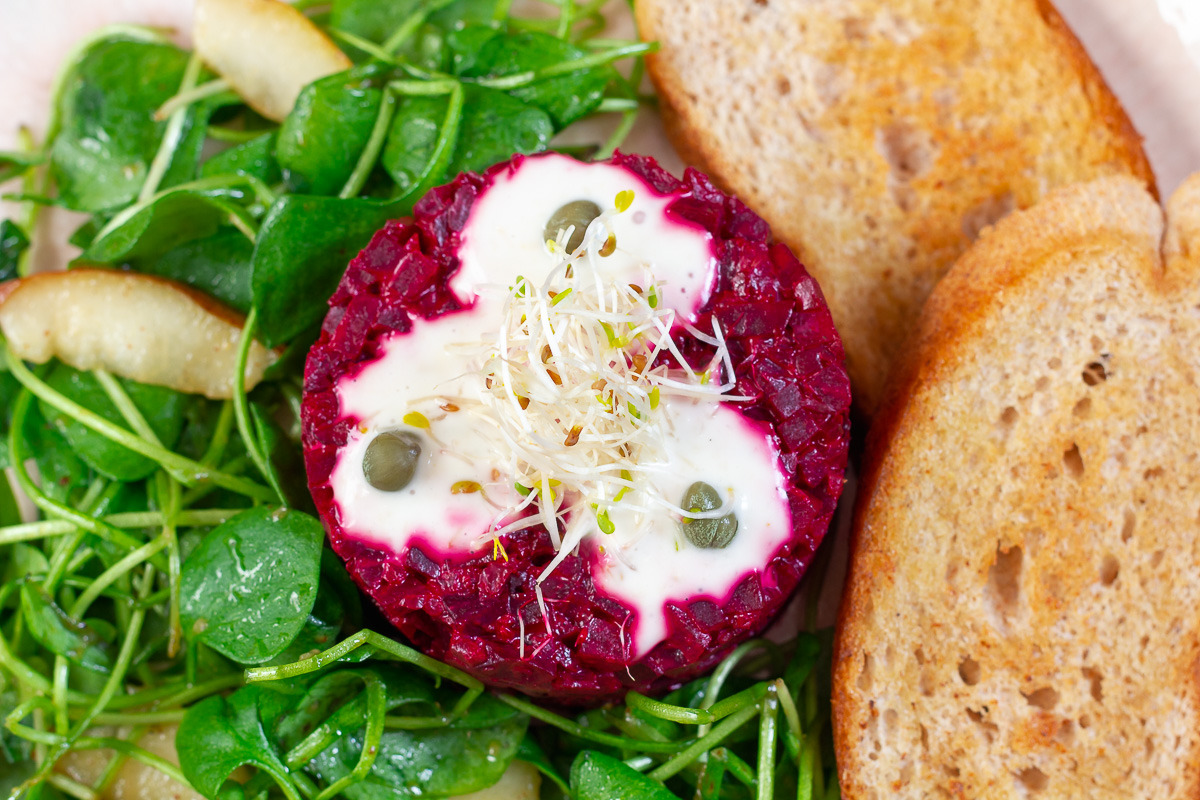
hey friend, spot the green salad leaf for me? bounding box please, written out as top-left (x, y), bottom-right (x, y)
top-left (276, 63), bottom-right (389, 196)
top-left (51, 38), bottom-right (195, 211)
top-left (179, 506), bottom-right (324, 664)
top-left (177, 685), bottom-right (297, 800)
top-left (571, 751), bottom-right (684, 800)
top-left (250, 194), bottom-right (404, 346)
top-left (0, 220), bottom-right (29, 282)
top-left (40, 364), bottom-right (188, 482)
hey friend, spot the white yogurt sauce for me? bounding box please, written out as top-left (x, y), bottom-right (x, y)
top-left (331, 153), bottom-right (792, 658)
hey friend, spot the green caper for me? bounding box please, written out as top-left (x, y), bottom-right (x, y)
top-left (680, 481), bottom-right (738, 549)
top-left (363, 431), bottom-right (422, 492)
top-left (544, 199), bottom-right (602, 254)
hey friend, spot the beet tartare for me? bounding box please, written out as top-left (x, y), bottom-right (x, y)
top-left (301, 152), bottom-right (851, 703)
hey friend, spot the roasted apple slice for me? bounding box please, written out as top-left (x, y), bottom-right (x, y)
top-left (194, 0), bottom-right (351, 122)
top-left (0, 269), bottom-right (275, 399)
top-left (303, 153), bottom-right (851, 702)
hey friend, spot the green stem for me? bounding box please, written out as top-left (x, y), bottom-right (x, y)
top-left (757, 687), bottom-right (778, 800)
top-left (246, 630), bottom-right (482, 698)
top-left (595, 107), bottom-right (639, 161)
top-left (326, 27), bottom-right (396, 63)
top-left (381, 0), bottom-right (457, 55)
top-left (8, 391), bottom-right (157, 561)
top-left (199, 400), bottom-right (235, 467)
top-left (68, 535), bottom-right (168, 620)
top-left (154, 77), bottom-right (231, 122)
top-left (232, 308), bottom-right (283, 504)
top-left (339, 89), bottom-right (397, 199)
top-left (139, 52), bottom-right (205, 203)
top-left (206, 124), bottom-right (269, 144)
top-left (7, 355), bottom-right (276, 502)
top-left (474, 42), bottom-right (655, 90)
top-left (496, 694), bottom-right (686, 754)
top-left (775, 679), bottom-right (802, 741)
top-left (556, 0), bottom-right (575, 38)
top-left (0, 508), bottom-right (242, 546)
top-left (647, 697), bottom-right (764, 782)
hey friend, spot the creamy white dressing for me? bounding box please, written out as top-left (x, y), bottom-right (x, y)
top-left (331, 153), bottom-right (791, 658)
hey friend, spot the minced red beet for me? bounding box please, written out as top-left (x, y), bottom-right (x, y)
top-left (302, 153), bottom-right (851, 703)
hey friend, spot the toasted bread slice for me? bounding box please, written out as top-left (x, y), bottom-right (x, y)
top-left (832, 174), bottom-right (1200, 797)
top-left (635, 0), bottom-right (1155, 414)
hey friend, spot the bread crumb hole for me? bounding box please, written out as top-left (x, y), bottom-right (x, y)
top-left (966, 708), bottom-right (998, 743)
top-left (858, 652), bottom-right (874, 691)
top-left (776, 76), bottom-right (792, 95)
top-left (1022, 686), bottom-right (1059, 710)
top-left (884, 708), bottom-right (899, 737)
top-left (1055, 719), bottom-right (1075, 745)
top-left (1082, 666), bottom-right (1103, 702)
top-left (1079, 714), bottom-right (1092, 728)
top-left (1082, 362), bottom-right (1107, 386)
top-left (1047, 357), bottom-right (1062, 369)
top-left (1144, 466), bottom-right (1164, 480)
top-left (1150, 549), bottom-right (1164, 568)
top-left (1062, 444), bottom-right (1084, 480)
top-left (1035, 376), bottom-right (1050, 392)
top-left (985, 543), bottom-right (1023, 628)
top-left (1073, 397), bottom-right (1091, 418)
top-left (959, 656), bottom-right (981, 685)
top-left (1017, 766), bottom-right (1049, 793)
top-left (997, 406), bottom-right (1018, 438)
top-left (878, 121), bottom-right (935, 182)
top-left (1099, 554), bottom-right (1119, 586)
top-left (844, 17), bottom-right (869, 40)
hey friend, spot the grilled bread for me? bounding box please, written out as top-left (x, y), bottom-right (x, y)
top-left (833, 174), bottom-right (1200, 797)
top-left (635, 0), bottom-right (1155, 414)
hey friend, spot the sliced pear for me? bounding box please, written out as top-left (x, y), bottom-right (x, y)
top-left (450, 761), bottom-right (541, 800)
top-left (0, 269), bottom-right (276, 400)
top-left (194, 0), bottom-right (352, 122)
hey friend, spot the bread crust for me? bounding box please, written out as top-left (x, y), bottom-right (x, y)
top-left (833, 175), bottom-right (1200, 798)
top-left (637, 0), bottom-right (1155, 414)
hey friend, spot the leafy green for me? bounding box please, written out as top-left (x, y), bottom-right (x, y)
top-left (134, 226), bottom-right (254, 313)
top-left (201, 132), bottom-right (282, 185)
top-left (250, 194), bottom-right (405, 346)
top-left (0, 220), bottom-right (29, 282)
top-left (448, 85), bottom-right (552, 176)
top-left (0, 686), bottom-right (35, 797)
top-left (179, 506), bottom-right (324, 664)
top-left (40, 363), bottom-right (188, 482)
top-left (19, 582), bottom-right (113, 673)
top-left (305, 700), bottom-right (528, 798)
top-left (381, 84), bottom-right (549, 200)
top-left (570, 751), bottom-right (682, 800)
top-left (0, 151), bottom-right (42, 186)
top-left (81, 189), bottom-right (255, 268)
top-left (276, 64), bottom-right (390, 196)
top-left (329, 0), bottom-right (422, 44)
top-left (381, 94), bottom-right (452, 197)
top-left (177, 685), bottom-right (297, 800)
top-left (465, 32), bottom-right (614, 128)
top-left (51, 38), bottom-right (194, 211)
top-left (20, 401), bottom-right (92, 503)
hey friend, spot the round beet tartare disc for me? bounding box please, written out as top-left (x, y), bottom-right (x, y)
top-left (302, 152), bottom-right (850, 703)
